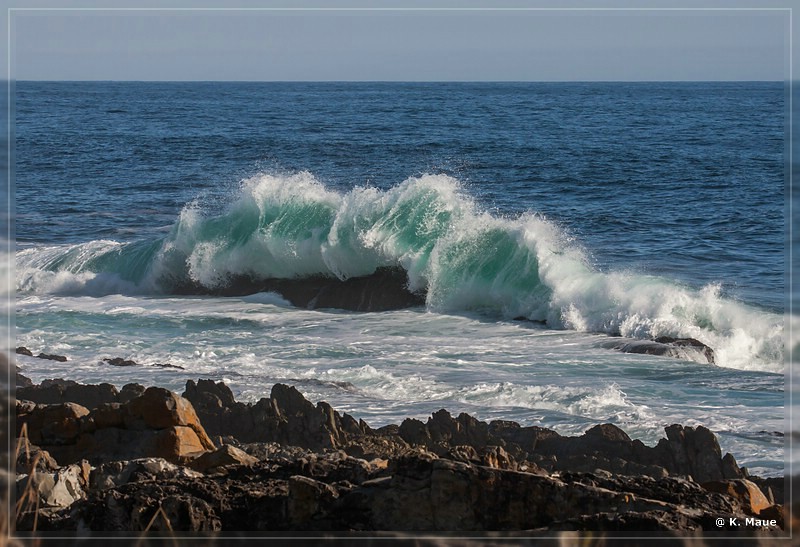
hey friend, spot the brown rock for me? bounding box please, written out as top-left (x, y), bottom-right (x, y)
top-left (124, 387), bottom-right (215, 451)
top-left (18, 402), bottom-right (90, 445)
top-left (702, 479), bottom-right (772, 516)
top-left (153, 426), bottom-right (211, 463)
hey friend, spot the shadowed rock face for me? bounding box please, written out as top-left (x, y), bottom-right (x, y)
top-left (170, 266), bottom-right (426, 312)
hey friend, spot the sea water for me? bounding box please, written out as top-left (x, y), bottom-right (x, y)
top-left (13, 82), bottom-right (788, 477)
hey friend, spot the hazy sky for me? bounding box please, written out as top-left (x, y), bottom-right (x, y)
top-left (7, 6), bottom-right (792, 81)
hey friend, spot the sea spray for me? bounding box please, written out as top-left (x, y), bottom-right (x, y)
top-left (15, 171), bottom-right (785, 372)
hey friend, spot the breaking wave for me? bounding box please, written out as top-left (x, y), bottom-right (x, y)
top-left (16, 171), bottom-right (785, 372)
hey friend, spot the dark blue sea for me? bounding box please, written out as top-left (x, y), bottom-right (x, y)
top-left (13, 81), bottom-right (787, 476)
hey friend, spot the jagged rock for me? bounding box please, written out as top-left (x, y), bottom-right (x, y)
top-left (658, 424), bottom-right (742, 482)
top-left (751, 476), bottom-right (784, 505)
top-left (358, 456), bottom-right (730, 531)
top-left (184, 378), bottom-right (236, 408)
top-left (341, 434), bottom-right (410, 460)
top-left (183, 380), bottom-right (369, 451)
top-left (14, 377), bottom-right (782, 534)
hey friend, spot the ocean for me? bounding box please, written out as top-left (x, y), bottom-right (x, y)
top-left (13, 81), bottom-right (787, 477)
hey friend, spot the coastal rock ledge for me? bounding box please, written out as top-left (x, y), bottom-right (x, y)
top-left (14, 375), bottom-right (790, 535)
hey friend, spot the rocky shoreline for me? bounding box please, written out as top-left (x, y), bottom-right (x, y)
top-left (10, 366), bottom-right (792, 538)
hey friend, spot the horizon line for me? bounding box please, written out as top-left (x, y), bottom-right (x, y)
top-left (11, 79), bottom-right (788, 84)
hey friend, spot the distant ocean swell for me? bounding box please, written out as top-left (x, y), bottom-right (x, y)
top-left (16, 172), bottom-right (785, 372)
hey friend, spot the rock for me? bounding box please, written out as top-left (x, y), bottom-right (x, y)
top-left (184, 380), bottom-right (364, 451)
top-left (16, 438), bottom-right (59, 474)
top-left (16, 461), bottom-right (90, 509)
top-left (119, 383), bottom-right (145, 403)
top-left (36, 353), bottom-right (68, 362)
top-left (658, 424), bottom-right (740, 482)
top-left (124, 386), bottom-right (215, 450)
top-left (654, 337), bottom-right (715, 364)
top-left (15, 367), bottom-right (33, 387)
top-left (18, 387), bottom-right (215, 466)
top-left (702, 479), bottom-right (772, 516)
top-left (601, 337), bottom-right (715, 364)
top-left (103, 357), bottom-right (139, 367)
top-left (287, 475), bottom-right (339, 528)
top-left (17, 378), bottom-right (119, 409)
top-left (16, 346), bottom-right (33, 356)
top-left (751, 476), bottom-right (784, 505)
top-left (184, 378), bottom-right (236, 408)
top-left (91, 458), bottom-right (203, 491)
top-left (17, 402), bottom-right (90, 445)
top-left (190, 444), bottom-right (258, 473)
top-left (171, 266), bottom-right (426, 312)
top-left (758, 504), bottom-right (784, 528)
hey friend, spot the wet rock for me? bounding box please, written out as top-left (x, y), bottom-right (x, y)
top-left (654, 337), bottom-right (715, 364)
top-left (103, 357), bottom-right (139, 367)
top-left (171, 266), bottom-right (426, 312)
top-left (601, 337), bottom-right (715, 365)
top-left (36, 353), bottom-right (68, 362)
top-left (15, 346), bottom-right (68, 361)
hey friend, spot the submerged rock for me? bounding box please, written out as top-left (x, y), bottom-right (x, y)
top-left (601, 336), bottom-right (715, 364)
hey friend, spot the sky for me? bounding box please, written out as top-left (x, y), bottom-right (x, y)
top-left (5, 4), bottom-right (792, 81)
